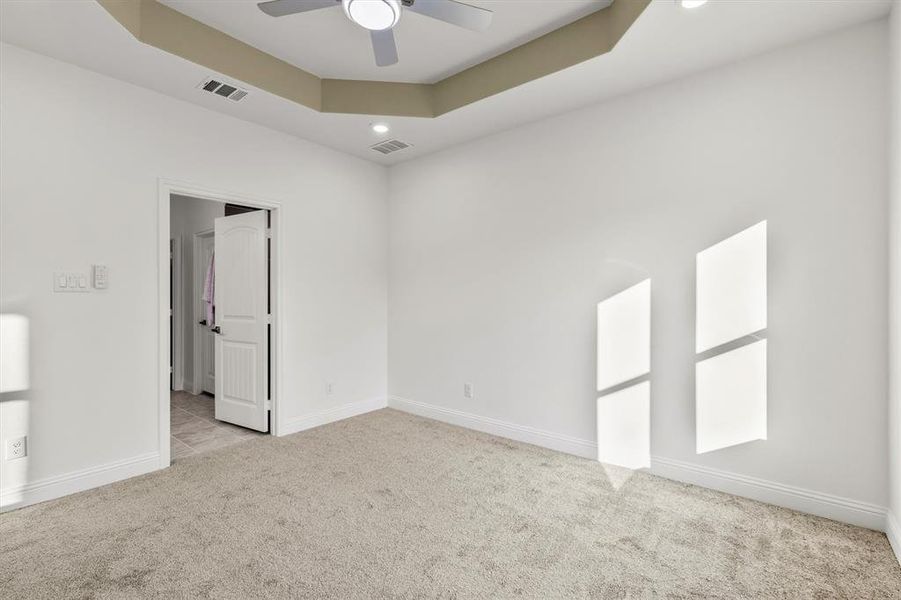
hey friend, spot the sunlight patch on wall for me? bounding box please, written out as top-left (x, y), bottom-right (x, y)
top-left (696, 222), bottom-right (767, 353)
top-left (597, 279), bottom-right (651, 391)
top-left (597, 381), bottom-right (651, 469)
top-left (695, 221), bottom-right (768, 453)
top-left (597, 280), bottom-right (651, 485)
top-left (0, 314), bottom-right (29, 393)
top-left (0, 314), bottom-right (31, 508)
top-left (696, 339), bottom-right (767, 454)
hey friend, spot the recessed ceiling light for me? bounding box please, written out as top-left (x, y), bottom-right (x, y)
top-left (342, 0), bottom-right (401, 31)
top-left (680, 0), bottom-right (708, 8)
top-left (371, 123), bottom-right (390, 134)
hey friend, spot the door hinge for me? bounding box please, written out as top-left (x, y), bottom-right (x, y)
top-left (266, 228), bottom-right (272, 239)
top-left (265, 314), bottom-right (272, 325)
top-left (264, 399), bottom-right (272, 411)
top-left (169, 366), bottom-right (173, 374)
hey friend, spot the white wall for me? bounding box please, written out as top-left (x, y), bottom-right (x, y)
top-left (888, 1), bottom-right (901, 556)
top-left (0, 15), bottom-right (892, 530)
top-left (0, 43), bottom-right (388, 504)
top-left (169, 195), bottom-right (223, 388)
top-left (388, 21), bottom-right (890, 515)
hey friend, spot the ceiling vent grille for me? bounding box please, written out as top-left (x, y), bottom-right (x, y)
top-left (198, 77), bottom-right (249, 102)
top-left (370, 139), bottom-right (411, 155)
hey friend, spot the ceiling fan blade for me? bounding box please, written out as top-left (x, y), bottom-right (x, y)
top-left (370, 29), bottom-right (399, 67)
top-left (257, 0), bottom-right (338, 18)
top-left (406, 0), bottom-right (492, 32)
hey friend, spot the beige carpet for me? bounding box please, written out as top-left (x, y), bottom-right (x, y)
top-left (1, 409), bottom-right (898, 599)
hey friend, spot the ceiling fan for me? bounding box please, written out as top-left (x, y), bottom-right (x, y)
top-left (257, 0), bottom-right (493, 67)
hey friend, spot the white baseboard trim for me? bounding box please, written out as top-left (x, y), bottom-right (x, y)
top-left (280, 396), bottom-right (388, 437)
top-left (650, 455), bottom-right (887, 531)
top-left (388, 396), bottom-right (596, 459)
top-left (0, 451), bottom-right (160, 512)
top-left (886, 511), bottom-right (901, 565)
top-left (388, 396), bottom-right (889, 532)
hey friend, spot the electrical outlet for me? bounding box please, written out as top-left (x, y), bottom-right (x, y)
top-left (6, 436), bottom-right (27, 460)
top-left (464, 383), bottom-right (473, 399)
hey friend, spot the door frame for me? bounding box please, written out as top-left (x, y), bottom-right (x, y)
top-left (171, 235), bottom-right (185, 392)
top-left (191, 229), bottom-right (214, 396)
top-left (158, 179), bottom-right (283, 469)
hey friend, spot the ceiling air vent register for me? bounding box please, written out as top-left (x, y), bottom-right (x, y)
top-left (370, 139), bottom-right (411, 155)
top-left (198, 78), bottom-right (249, 102)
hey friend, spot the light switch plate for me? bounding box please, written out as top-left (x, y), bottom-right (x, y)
top-left (53, 272), bottom-right (90, 293)
top-left (93, 265), bottom-right (109, 289)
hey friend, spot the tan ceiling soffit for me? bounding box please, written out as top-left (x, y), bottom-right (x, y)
top-left (97, 0), bottom-right (650, 118)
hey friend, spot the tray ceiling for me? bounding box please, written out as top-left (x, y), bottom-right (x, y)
top-left (97, 0), bottom-right (644, 118)
top-left (159, 0), bottom-right (608, 84)
top-left (0, 0), bottom-right (891, 165)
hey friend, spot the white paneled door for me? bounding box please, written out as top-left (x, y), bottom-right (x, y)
top-left (213, 210), bottom-right (269, 432)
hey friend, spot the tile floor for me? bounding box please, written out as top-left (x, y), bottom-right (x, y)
top-left (170, 391), bottom-right (265, 461)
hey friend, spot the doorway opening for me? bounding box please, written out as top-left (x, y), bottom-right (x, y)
top-left (159, 181), bottom-right (281, 468)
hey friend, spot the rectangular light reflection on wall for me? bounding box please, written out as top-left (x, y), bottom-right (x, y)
top-left (597, 381), bottom-right (651, 469)
top-left (597, 279), bottom-right (650, 391)
top-left (695, 220), bottom-right (767, 454)
top-left (696, 221), bottom-right (767, 353)
top-left (0, 314), bottom-right (29, 393)
top-left (597, 279), bottom-right (651, 471)
top-left (696, 339), bottom-right (767, 454)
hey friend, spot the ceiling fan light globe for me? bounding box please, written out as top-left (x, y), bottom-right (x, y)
top-left (342, 0), bottom-right (401, 31)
